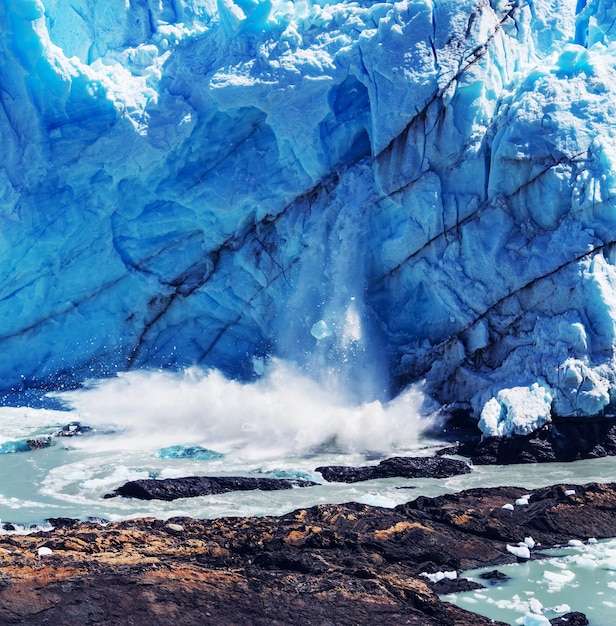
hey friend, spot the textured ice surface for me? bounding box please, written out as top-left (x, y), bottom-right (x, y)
top-left (3, 0), bottom-right (616, 436)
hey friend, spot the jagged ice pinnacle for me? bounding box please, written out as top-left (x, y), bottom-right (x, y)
top-left (2, 0), bottom-right (616, 437)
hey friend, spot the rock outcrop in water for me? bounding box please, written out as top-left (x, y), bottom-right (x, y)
top-left (0, 482), bottom-right (614, 625)
top-left (316, 456), bottom-right (471, 483)
top-left (105, 476), bottom-right (318, 501)
top-left (438, 415), bottom-right (616, 464)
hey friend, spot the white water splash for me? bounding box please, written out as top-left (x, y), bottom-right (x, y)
top-left (51, 359), bottom-right (436, 460)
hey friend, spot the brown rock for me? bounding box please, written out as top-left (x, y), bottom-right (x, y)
top-left (0, 482), bottom-right (615, 625)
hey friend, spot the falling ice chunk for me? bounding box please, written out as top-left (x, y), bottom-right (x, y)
top-left (524, 536), bottom-right (536, 549)
top-left (342, 304), bottom-right (362, 345)
top-left (502, 503), bottom-right (514, 510)
top-left (311, 320), bottom-right (332, 340)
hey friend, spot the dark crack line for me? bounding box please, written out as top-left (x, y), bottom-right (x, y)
top-left (374, 2), bottom-right (519, 163)
top-left (255, 236), bottom-right (289, 285)
top-left (371, 152), bottom-right (587, 286)
top-left (198, 261), bottom-right (299, 362)
top-left (398, 239), bottom-right (616, 383)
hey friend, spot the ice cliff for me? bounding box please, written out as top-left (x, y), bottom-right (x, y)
top-left (2, 0), bottom-right (616, 436)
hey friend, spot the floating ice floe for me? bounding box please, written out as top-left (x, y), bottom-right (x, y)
top-left (543, 568), bottom-right (575, 592)
top-left (521, 613), bottom-right (551, 626)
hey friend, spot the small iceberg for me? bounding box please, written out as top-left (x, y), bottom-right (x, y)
top-left (156, 445), bottom-right (224, 461)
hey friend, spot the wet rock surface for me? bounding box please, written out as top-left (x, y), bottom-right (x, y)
top-left (1, 482), bottom-right (615, 625)
top-left (437, 415), bottom-right (616, 464)
top-left (549, 612), bottom-right (589, 625)
top-left (315, 456), bottom-right (471, 483)
top-left (106, 476), bottom-right (318, 501)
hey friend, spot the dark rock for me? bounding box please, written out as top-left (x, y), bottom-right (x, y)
top-left (431, 577), bottom-right (484, 594)
top-left (478, 569), bottom-right (510, 584)
top-left (2, 482), bottom-right (615, 625)
top-left (54, 422), bottom-right (93, 437)
top-left (47, 517), bottom-right (80, 529)
top-left (550, 612), bottom-right (589, 625)
top-left (458, 419), bottom-right (616, 465)
top-left (105, 476), bottom-right (318, 500)
top-left (26, 436), bottom-right (53, 450)
top-left (316, 456), bottom-right (471, 483)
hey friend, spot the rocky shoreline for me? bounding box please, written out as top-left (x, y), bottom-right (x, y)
top-left (1, 482), bottom-right (615, 624)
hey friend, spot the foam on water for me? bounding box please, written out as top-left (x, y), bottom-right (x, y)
top-left (1, 363), bottom-right (616, 529)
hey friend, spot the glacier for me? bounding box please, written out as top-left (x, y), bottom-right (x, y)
top-left (2, 0), bottom-right (616, 437)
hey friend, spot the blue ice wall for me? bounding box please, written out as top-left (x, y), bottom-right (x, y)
top-left (2, 0), bottom-right (616, 434)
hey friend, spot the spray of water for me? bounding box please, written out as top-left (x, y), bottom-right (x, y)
top-left (53, 359), bottom-right (436, 460)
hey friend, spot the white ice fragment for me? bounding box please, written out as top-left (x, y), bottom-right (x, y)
top-left (507, 544), bottom-right (530, 559)
top-left (588, 537), bottom-right (598, 544)
top-left (165, 523), bottom-right (184, 532)
top-left (543, 569), bottom-right (575, 591)
top-left (502, 503), bottom-right (515, 510)
top-left (552, 604), bottom-right (571, 614)
top-left (524, 536), bottom-right (536, 549)
top-left (523, 613), bottom-right (551, 626)
top-left (515, 497), bottom-right (529, 506)
top-left (564, 489), bottom-right (576, 496)
top-left (37, 546), bottom-right (53, 556)
top-left (528, 597), bottom-right (543, 614)
top-left (310, 320), bottom-right (332, 340)
top-left (420, 570), bottom-right (457, 583)
top-left (568, 539), bottom-right (584, 547)
top-left (572, 555), bottom-right (598, 569)
top-left (478, 384), bottom-right (553, 437)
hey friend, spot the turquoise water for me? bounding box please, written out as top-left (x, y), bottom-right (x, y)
top-left (443, 539), bottom-right (616, 625)
top-left (2, 399), bottom-right (616, 527)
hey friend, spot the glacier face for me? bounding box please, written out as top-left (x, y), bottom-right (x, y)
top-left (2, 0), bottom-right (616, 435)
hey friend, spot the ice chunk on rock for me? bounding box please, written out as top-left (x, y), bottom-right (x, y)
top-left (523, 613), bottom-right (551, 626)
top-left (478, 384), bottom-right (553, 438)
top-left (507, 544), bottom-right (531, 560)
